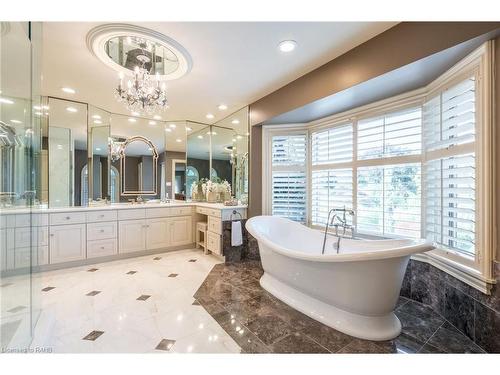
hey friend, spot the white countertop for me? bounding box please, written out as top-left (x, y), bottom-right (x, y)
top-left (0, 201), bottom-right (248, 215)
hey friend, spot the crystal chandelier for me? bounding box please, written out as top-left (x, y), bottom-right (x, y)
top-left (115, 58), bottom-right (168, 114)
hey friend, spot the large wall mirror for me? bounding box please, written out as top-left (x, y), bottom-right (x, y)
top-left (185, 106), bottom-right (249, 202)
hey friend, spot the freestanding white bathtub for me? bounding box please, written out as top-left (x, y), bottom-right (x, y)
top-left (245, 216), bottom-right (434, 341)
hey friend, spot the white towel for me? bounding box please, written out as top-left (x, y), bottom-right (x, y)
top-left (231, 220), bottom-right (243, 246)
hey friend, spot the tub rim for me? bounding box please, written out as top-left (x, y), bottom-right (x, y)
top-left (245, 216), bottom-right (434, 263)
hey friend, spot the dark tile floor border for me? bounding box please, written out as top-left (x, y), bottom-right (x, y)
top-left (194, 260), bottom-right (489, 354)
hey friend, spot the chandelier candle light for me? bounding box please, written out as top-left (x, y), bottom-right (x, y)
top-left (116, 65), bottom-right (168, 114)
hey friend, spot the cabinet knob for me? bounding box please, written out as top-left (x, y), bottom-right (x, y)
top-left (66, 216), bottom-right (70, 220)
top-left (50, 234), bottom-right (54, 237)
top-left (100, 246), bottom-right (105, 249)
top-left (100, 229), bottom-right (105, 233)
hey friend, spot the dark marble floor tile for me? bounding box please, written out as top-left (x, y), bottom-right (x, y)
top-left (155, 339), bottom-right (175, 351)
top-left (271, 332), bottom-right (330, 354)
top-left (397, 300), bottom-right (442, 321)
top-left (192, 300), bottom-right (201, 305)
top-left (86, 290), bottom-right (101, 296)
top-left (418, 343), bottom-right (446, 353)
top-left (153, 257), bottom-right (161, 260)
top-left (474, 302), bottom-right (500, 353)
top-left (7, 305), bottom-right (27, 313)
top-left (126, 271), bottom-right (137, 275)
top-left (378, 333), bottom-right (426, 354)
top-left (224, 294), bottom-right (278, 325)
top-left (87, 268), bottom-right (98, 272)
top-left (136, 294), bottom-right (151, 301)
top-left (300, 319), bottom-right (352, 353)
top-left (188, 259), bottom-right (197, 262)
top-left (1, 283), bottom-right (13, 288)
top-left (337, 338), bottom-right (392, 354)
top-left (246, 314), bottom-right (294, 345)
top-left (396, 296), bottom-right (410, 309)
top-left (168, 273), bottom-right (178, 278)
top-left (442, 284), bottom-right (475, 340)
top-left (41, 286), bottom-right (55, 292)
top-left (395, 310), bottom-right (444, 343)
top-left (82, 330), bottom-right (104, 341)
top-left (428, 322), bottom-right (484, 353)
top-left (220, 319), bottom-right (270, 353)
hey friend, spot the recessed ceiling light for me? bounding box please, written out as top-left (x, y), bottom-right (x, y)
top-left (42, 105), bottom-right (49, 110)
top-left (246, 132), bottom-right (250, 136)
top-left (278, 40), bottom-right (297, 53)
top-left (57, 144), bottom-right (63, 150)
top-left (232, 138), bottom-right (236, 142)
top-left (33, 105), bottom-right (42, 110)
top-left (169, 124), bottom-right (176, 128)
top-left (153, 115), bottom-right (162, 120)
top-left (149, 121), bottom-right (157, 125)
top-left (206, 113), bottom-right (214, 119)
top-left (212, 131), bottom-right (217, 136)
top-left (94, 120), bottom-right (102, 124)
top-left (0, 97), bottom-right (14, 104)
top-left (131, 111), bottom-right (140, 116)
top-left (165, 128), bottom-right (172, 132)
top-left (197, 135), bottom-right (203, 139)
top-left (186, 127), bottom-right (192, 131)
top-left (176, 139), bottom-right (182, 143)
top-left (35, 111), bottom-right (42, 116)
top-left (92, 114), bottom-right (101, 120)
top-left (61, 87), bottom-right (76, 94)
top-left (95, 147), bottom-right (101, 151)
top-left (66, 107), bottom-right (77, 113)
top-left (218, 104), bottom-right (227, 111)
top-left (10, 120), bottom-right (22, 124)
top-left (236, 135), bottom-right (243, 139)
top-left (128, 118), bottom-right (137, 123)
top-left (231, 119), bottom-right (240, 125)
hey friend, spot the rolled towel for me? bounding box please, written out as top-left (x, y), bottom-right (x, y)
top-left (231, 220), bottom-right (243, 246)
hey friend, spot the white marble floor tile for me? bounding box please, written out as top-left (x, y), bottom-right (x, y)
top-left (23, 249), bottom-right (240, 353)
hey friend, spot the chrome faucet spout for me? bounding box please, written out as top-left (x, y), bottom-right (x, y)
top-left (322, 207), bottom-right (356, 254)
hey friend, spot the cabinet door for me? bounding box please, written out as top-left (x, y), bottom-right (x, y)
top-left (118, 219), bottom-right (146, 254)
top-left (146, 218), bottom-right (170, 250)
top-left (169, 216), bottom-right (193, 247)
top-left (50, 224), bottom-right (86, 264)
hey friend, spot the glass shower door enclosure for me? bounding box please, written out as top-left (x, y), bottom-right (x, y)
top-left (0, 21), bottom-right (42, 352)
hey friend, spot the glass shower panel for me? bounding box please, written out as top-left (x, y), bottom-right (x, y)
top-left (0, 21), bottom-right (42, 352)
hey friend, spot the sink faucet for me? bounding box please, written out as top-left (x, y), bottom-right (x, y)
top-left (321, 207), bottom-right (355, 255)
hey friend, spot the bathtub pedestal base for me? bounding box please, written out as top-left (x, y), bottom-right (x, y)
top-left (260, 273), bottom-right (401, 341)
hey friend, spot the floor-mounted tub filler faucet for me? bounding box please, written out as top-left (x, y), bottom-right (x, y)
top-left (321, 207), bottom-right (356, 255)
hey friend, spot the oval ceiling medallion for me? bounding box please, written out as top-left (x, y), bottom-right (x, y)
top-left (86, 24), bottom-right (192, 80)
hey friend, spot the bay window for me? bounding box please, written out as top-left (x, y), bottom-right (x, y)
top-left (262, 41), bottom-right (494, 291)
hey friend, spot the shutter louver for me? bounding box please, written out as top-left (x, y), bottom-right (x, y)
top-left (271, 134), bottom-right (307, 223)
top-left (311, 124), bottom-right (353, 165)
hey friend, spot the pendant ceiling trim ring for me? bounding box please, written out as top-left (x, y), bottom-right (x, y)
top-left (86, 23), bottom-right (193, 80)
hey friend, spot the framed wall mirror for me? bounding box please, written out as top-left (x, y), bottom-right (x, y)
top-left (119, 136), bottom-right (159, 196)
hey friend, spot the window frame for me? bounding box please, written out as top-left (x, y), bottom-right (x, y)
top-left (261, 42), bottom-right (495, 293)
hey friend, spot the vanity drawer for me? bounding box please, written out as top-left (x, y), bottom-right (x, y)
top-left (146, 207), bottom-right (172, 218)
top-left (169, 206), bottom-right (193, 217)
top-left (87, 210), bottom-right (117, 223)
top-left (118, 209), bottom-right (145, 221)
top-left (87, 239), bottom-right (117, 258)
top-left (195, 206), bottom-right (221, 218)
top-left (207, 231), bottom-right (221, 255)
top-left (50, 212), bottom-right (87, 225)
top-left (15, 213), bottom-right (49, 227)
top-left (207, 216), bottom-right (222, 235)
top-left (87, 221), bottom-right (117, 241)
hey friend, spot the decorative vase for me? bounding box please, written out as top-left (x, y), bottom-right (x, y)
top-left (207, 191), bottom-right (217, 203)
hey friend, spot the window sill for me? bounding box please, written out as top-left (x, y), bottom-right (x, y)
top-left (411, 251), bottom-right (496, 295)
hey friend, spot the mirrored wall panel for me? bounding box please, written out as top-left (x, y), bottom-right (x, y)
top-left (186, 122), bottom-right (210, 200)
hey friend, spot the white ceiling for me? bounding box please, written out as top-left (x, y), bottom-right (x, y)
top-left (41, 22), bottom-right (396, 125)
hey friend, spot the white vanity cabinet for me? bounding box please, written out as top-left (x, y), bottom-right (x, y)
top-left (168, 215), bottom-right (193, 247)
top-left (119, 219), bottom-right (147, 254)
top-left (145, 218), bottom-right (170, 250)
top-left (49, 224), bottom-right (86, 264)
